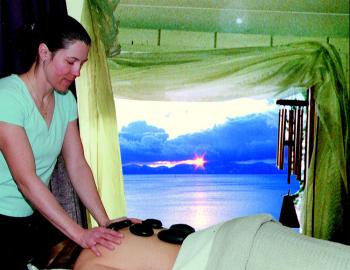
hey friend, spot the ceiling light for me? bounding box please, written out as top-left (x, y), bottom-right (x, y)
top-left (236, 18), bottom-right (243, 25)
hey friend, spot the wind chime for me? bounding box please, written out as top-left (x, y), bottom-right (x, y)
top-left (276, 99), bottom-right (308, 228)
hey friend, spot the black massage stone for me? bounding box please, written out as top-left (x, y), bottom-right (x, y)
top-left (107, 219), bottom-right (132, 231)
top-left (129, 223), bottom-right (154, 237)
top-left (143, 218), bottom-right (163, 229)
top-left (169, 224), bottom-right (195, 234)
top-left (157, 228), bottom-right (189, 245)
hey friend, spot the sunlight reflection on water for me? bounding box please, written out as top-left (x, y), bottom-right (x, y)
top-left (124, 174), bottom-right (299, 230)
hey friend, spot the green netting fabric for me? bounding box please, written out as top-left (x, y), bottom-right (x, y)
top-left (87, 0), bottom-right (120, 57)
top-left (75, 0), bottom-right (126, 227)
top-left (109, 42), bottom-right (349, 243)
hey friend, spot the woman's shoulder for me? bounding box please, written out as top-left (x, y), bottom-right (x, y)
top-left (0, 74), bottom-right (26, 96)
top-left (0, 75), bottom-right (29, 125)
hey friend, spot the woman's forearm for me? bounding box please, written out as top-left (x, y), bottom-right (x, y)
top-left (65, 161), bottom-right (110, 226)
top-left (61, 121), bottom-right (111, 227)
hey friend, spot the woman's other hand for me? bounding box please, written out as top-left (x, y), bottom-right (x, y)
top-left (108, 216), bottom-right (142, 226)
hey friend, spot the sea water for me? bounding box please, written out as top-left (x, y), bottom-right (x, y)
top-left (124, 174), bottom-right (300, 230)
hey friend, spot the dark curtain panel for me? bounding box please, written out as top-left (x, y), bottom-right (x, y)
top-left (0, 0), bottom-right (68, 76)
top-left (0, 0), bottom-right (86, 227)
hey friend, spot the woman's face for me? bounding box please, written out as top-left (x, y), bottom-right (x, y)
top-left (44, 40), bottom-right (89, 92)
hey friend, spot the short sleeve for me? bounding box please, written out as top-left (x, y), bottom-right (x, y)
top-left (65, 90), bottom-right (78, 121)
top-left (0, 90), bottom-right (25, 126)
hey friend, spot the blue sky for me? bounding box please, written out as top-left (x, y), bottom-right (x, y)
top-left (117, 98), bottom-right (279, 171)
top-left (115, 98), bottom-right (276, 139)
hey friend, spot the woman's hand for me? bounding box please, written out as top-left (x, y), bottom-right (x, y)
top-left (78, 227), bottom-right (123, 256)
top-left (79, 217), bottom-right (142, 256)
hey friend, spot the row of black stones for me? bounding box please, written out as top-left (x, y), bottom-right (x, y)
top-left (107, 218), bottom-right (195, 245)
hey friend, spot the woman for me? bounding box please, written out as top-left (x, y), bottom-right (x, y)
top-left (0, 15), bottom-right (136, 269)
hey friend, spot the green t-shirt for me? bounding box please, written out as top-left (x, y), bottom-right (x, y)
top-left (0, 74), bottom-right (78, 217)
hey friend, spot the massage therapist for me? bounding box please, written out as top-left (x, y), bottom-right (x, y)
top-left (0, 15), bottom-right (137, 269)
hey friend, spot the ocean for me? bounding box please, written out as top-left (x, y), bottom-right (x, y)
top-left (124, 174), bottom-right (300, 230)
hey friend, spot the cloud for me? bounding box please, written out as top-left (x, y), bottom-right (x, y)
top-left (119, 121), bottom-right (168, 162)
top-left (119, 112), bottom-right (279, 166)
top-left (116, 98), bottom-right (275, 139)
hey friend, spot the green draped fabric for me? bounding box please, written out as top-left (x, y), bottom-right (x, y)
top-left (86, 0), bottom-right (120, 56)
top-left (108, 42), bottom-right (349, 243)
top-left (75, 0), bottom-right (126, 227)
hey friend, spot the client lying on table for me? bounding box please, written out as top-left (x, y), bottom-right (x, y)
top-left (74, 214), bottom-right (350, 270)
top-left (73, 219), bottom-right (195, 270)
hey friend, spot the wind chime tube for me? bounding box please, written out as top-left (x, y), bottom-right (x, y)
top-left (276, 109), bottom-right (281, 168)
top-left (297, 109), bottom-right (304, 180)
top-left (280, 109), bottom-right (286, 168)
top-left (293, 110), bottom-right (298, 176)
top-left (293, 108), bottom-right (301, 178)
top-left (276, 109), bottom-right (284, 169)
top-left (287, 109), bottom-right (294, 184)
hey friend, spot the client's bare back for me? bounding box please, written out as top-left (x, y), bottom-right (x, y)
top-left (74, 219), bottom-right (194, 270)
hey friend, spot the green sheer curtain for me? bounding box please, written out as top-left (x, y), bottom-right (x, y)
top-left (75, 0), bottom-right (126, 227)
top-left (87, 0), bottom-right (121, 56)
top-left (108, 42), bottom-right (349, 243)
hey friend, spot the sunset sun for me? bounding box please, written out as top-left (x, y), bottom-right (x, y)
top-left (192, 155), bottom-right (207, 169)
top-left (140, 154), bottom-right (207, 170)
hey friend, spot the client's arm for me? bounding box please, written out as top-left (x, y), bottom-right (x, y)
top-left (74, 227), bottom-right (180, 270)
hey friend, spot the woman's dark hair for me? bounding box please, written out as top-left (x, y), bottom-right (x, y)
top-left (17, 15), bottom-right (91, 71)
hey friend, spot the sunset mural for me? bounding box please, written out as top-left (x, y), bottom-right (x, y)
top-left (119, 112), bottom-right (282, 174)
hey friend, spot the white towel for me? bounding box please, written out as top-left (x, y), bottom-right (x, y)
top-left (173, 214), bottom-right (273, 270)
top-left (246, 222), bottom-right (350, 270)
top-left (173, 214), bottom-right (350, 270)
